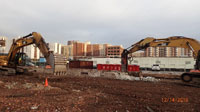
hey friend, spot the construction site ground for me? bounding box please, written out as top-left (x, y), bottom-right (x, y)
top-left (0, 72), bottom-right (200, 112)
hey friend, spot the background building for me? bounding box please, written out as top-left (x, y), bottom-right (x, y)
top-left (61, 44), bottom-right (73, 59)
top-left (0, 37), bottom-right (6, 53)
top-left (0, 37), bottom-right (13, 54)
top-left (49, 43), bottom-right (62, 54)
top-left (131, 51), bottom-right (145, 57)
top-left (24, 45), bottom-right (40, 61)
top-left (67, 40), bottom-right (123, 59)
top-left (106, 45), bottom-right (124, 58)
top-left (144, 47), bottom-right (192, 57)
top-left (86, 44), bottom-right (109, 57)
top-left (99, 44), bottom-right (109, 57)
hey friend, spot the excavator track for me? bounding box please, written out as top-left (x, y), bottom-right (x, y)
top-left (0, 66), bottom-right (15, 75)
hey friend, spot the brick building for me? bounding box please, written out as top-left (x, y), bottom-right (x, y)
top-left (68, 41), bottom-right (90, 58)
top-left (86, 44), bottom-right (109, 57)
top-left (67, 40), bottom-right (123, 59)
top-left (107, 45), bottom-right (124, 58)
top-left (86, 44), bottom-right (100, 56)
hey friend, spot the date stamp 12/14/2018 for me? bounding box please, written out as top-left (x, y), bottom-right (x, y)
top-left (162, 98), bottom-right (188, 103)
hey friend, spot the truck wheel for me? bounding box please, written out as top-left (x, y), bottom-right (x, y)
top-left (181, 73), bottom-right (192, 82)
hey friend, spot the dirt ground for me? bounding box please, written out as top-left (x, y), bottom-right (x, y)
top-left (0, 73), bottom-right (199, 112)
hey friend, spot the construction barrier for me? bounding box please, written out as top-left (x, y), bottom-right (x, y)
top-left (97, 64), bottom-right (139, 72)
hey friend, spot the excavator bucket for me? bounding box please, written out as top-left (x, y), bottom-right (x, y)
top-left (53, 54), bottom-right (67, 75)
top-left (44, 53), bottom-right (67, 75)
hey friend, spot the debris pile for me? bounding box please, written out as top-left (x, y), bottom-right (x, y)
top-left (88, 71), bottom-right (160, 82)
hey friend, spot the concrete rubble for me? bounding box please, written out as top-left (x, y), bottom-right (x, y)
top-left (57, 69), bottom-right (160, 82)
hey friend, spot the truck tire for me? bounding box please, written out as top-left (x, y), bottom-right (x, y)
top-left (181, 73), bottom-right (192, 82)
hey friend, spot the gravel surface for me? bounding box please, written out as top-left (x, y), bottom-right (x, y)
top-left (0, 74), bottom-right (199, 112)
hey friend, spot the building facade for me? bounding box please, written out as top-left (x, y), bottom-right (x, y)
top-left (66, 40), bottom-right (124, 59)
top-left (0, 37), bottom-right (12, 54)
top-left (0, 37), bottom-right (6, 53)
top-left (24, 45), bottom-right (40, 61)
top-left (61, 44), bottom-right (73, 59)
top-left (106, 45), bottom-right (124, 58)
top-left (144, 47), bottom-right (192, 57)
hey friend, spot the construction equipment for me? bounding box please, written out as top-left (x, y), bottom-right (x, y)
top-left (121, 36), bottom-right (200, 82)
top-left (0, 32), bottom-right (66, 75)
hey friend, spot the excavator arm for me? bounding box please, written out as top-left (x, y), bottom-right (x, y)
top-left (121, 36), bottom-right (200, 72)
top-left (121, 37), bottom-right (156, 72)
top-left (7, 32), bottom-right (54, 68)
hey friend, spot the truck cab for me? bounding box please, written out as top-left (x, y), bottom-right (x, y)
top-left (152, 64), bottom-right (160, 71)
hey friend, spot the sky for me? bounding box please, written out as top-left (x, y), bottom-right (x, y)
top-left (0, 0), bottom-right (200, 48)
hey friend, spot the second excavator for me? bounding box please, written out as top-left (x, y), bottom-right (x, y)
top-left (121, 36), bottom-right (200, 82)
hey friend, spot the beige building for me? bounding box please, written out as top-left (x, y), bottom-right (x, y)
top-left (24, 45), bottom-right (40, 61)
top-left (61, 44), bottom-right (73, 59)
top-left (0, 37), bottom-right (12, 54)
top-left (0, 37), bottom-right (6, 53)
top-left (99, 44), bottom-right (109, 57)
top-left (145, 47), bottom-right (192, 57)
top-left (131, 51), bottom-right (145, 57)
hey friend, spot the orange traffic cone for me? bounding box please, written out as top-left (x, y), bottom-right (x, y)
top-left (44, 78), bottom-right (48, 87)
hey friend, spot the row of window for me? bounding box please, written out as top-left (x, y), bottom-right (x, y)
top-left (108, 54), bottom-right (120, 55)
top-left (108, 50), bottom-right (120, 52)
top-left (108, 47), bottom-right (120, 49)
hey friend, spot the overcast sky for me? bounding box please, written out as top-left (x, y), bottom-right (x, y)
top-left (0, 0), bottom-right (200, 48)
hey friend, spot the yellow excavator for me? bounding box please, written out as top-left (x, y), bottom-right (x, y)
top-left (121, 36), bottom-right (200, 82)
top-left (0, 32), bottom-right (55, 74)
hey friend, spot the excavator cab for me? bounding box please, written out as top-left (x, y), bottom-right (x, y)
top-left (14, 52), bottom-right (27, 66)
